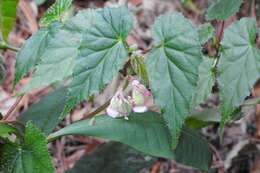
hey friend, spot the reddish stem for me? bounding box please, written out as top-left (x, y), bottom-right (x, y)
top-left (3, 96), bottom-right (24, 121)
top-left (217, 21), bottom-right (225, 43)
top-left (251, 0), bottom-right (256, 18)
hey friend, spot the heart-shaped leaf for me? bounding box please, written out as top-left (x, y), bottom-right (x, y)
top-left (146, 13), bottom-right (202, 148)
top-left (64, 7), bottom-right (133, 114)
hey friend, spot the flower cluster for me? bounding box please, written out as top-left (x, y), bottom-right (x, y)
top-left (106, 80), bottom-right (150, 119)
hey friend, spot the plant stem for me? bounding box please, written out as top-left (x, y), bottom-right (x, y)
top-left (217, 21), bottom-right (225, 44)
top-left (81, 77), bottom-right (130, 120)
top-left (3, 96), bottom-right (24, 121)
top-left (212, 21), bottom-right (225, 74)
top-left (0, 42), bottom-right (19, 52)
top-left (209, 143), bottom-right (224, 173)
top-left (84, 99), bottom-right (111, 119)
top-left (251, 0), bottom-right (256, 18)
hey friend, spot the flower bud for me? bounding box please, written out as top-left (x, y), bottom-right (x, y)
top-left (131, 80), bottom-right (150, 113)
top-left (106, 91), bottom-right (132, 118)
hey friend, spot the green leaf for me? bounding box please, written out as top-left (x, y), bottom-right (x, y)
top-left (64, 7), bottom-right (133, 114)
top-left (67, 142), bottom-right (155, 173)
top-left (18, 87), bottom-right (67, 135)
top-left (186, 108), bottom-right (220, 129)
top-left (198, 23), bottom-right (215, 45)
top-left (49, 112), bottom-right (212, 171)
top-left (0, 122), bottom-right (18, 138)
top-left (130, 56), bottom-right (149, 86)
top-left (40, 0), bottom-right (73, 26)
top-left (21, 29), bottom-right (78, 92)
top-left (50, 112), bottom-right (173, 158)
top-left (206, 0), bottom-right (243, 21)
top-left (191, 57), bottom-right (215, 108)
top-left (14, 23), bottom-right (61, 86)
top-left (174, 127), bottom-right (212, 170)
top-left (0, 0), bottom-right (18, 41)
top-left (21, 10), bottom-right (95, 92)
top-left (0, 122), bottom-right (54, 173)
top-left (218, 18), bottom-right (260, 126)
top-left (145, 13), bottom-right (202, 148)
top-left (62, 9), bottom-right (96, 35)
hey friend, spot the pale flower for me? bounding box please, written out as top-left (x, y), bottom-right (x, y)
top-left (131, 80), bottom-right (150, 113)
top-left (106, 90), bottom-right (132, 118)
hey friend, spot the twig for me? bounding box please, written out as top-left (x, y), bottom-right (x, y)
top-left (3, 95), bottom-right (24, 121)
top-left (19, 0), bottom-right (38, 33)
top-left (150, 161), bottom-right (161, 173)
top-left (209, 143), bottom-right (225, 173)
top-left (251, 0), bottom-right (256, 18)
top-left (250, 137), bottom-right (260, 143)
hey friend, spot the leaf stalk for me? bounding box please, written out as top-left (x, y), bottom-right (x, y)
top-left (0, 41), bottom-right (19, 52)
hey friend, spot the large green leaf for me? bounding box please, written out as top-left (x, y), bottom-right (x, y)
top-left (0, 122), bottom-right (54, 173)
top-left (40, 0), bottom-right (73, 26)
top-left (145, 13), bottom-right (202, 148)
top-left (48, 112), bottom-right (212, 171)
top-left (14, 23), bottom-right (61, 86)
top-left (206, 0), bottom-right (243, 21)
top-left (67, 142), bottom-right (155, 173)
top-left (218, 18), bottom-right (260, 126)
top-left (64, 7), bottom-right (133, 113)
top-left (21, 10), bottom-right (95, 92)
top-left (0, 0), bottom-right (18, 41)
top-left (18, 87), bottom-right (67, 135)
top-left (191, 57), bottom-right (215, 108)
top-left (50, 112), bottom-right (173, 158)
